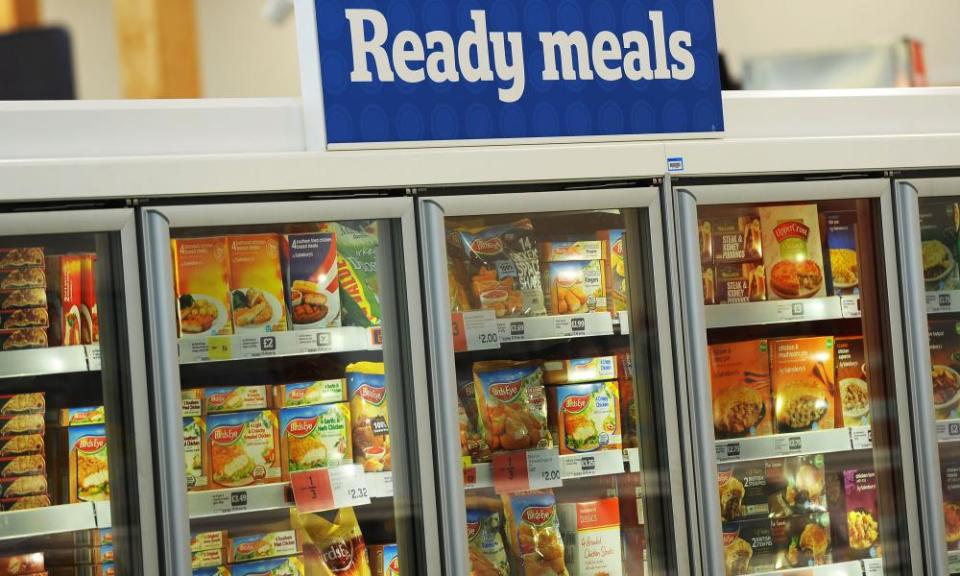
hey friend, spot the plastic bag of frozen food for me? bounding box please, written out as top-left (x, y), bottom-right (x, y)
top-left (467, 507), bottom-right (511, 576)
top-left (502, 490), bottom-right (569, 576)
top-left (320, 221), bottom-right (381, 327)
top-left (473, 361), bottom-right (550, 452)
top-left (456, 219), bottom-right (546, 318)
top-left (291, 507), bottom-right (372, 576)
top-left (346, 362), bottom-right (390, 472)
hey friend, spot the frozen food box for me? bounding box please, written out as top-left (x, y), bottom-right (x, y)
top-left (279, 403), bottom-right (351, 479)
top-left (714, 263), bottom-right (766, 304)
top-left (0, 494), bottom-right (50, 511)
top-left (617, 352), bottom-right (639, 449)
top-left (0, 328), bottom-right (47, 351)
top-left (543, 259), bottom-right (607, 315)
top-left (68, 424), bottom-right (109, 503)
top-left (0, 552), bottom-right (44, 576)
top-left (541, 240), bottom-right (605, 262)
top-left (0, 267), bottom-right (45, 290)
top-left (717, 460), bottom-right (779, 523)
top-left (542, 356), bottom-right (616, 386)
top-left (320, 221), bottom-right (381, 327)
top-left (473, 360), bottom-right (551, 452)
top-left (918, 199), bottom-right (960, 290)
top-left (557, 497), bottom-right (623, 576)
top-left (274, 379), bottom-right (346, 408)
top-left (711, 210), bottom-right (764, 264)
top-left (928, 318), bottom-right (960, 420)
top-left (771, 512), bottom-right (832, 569)
top-left (347, 362), bottom-right (390, 472)
top-left (207, 410), bottom-right (281, 489)
top-left (840, 468), bottom-right (881, 560)
top-left (940, 445), bottom-right (960, 551)
top-left (502, 490), bottom-right (568, 576)
top-left (759, 204), bottom-right (826, 300)
top-left (368, 544), bottom-right (399, 576)
top-left (283, 233), bottom-right (341, 329)
top-left (59, 406), bottom-right (105, 427)
top-left (205, 386), bottom-right (272, 414)
top-left (80, 253), bottom-right (99, 344)
top-left (0, 393), bottom-right (44, 415)
top-left (184, 417), bottom-right (208, 491)
top-left (182, 389), bottom-right (203, 418)
top-left (708, 340), bottom-right (773, 439)
top-left (0, 413), bottom-right (44, 436)
top-left (46, 255), bottom-right (83, 346)
top-left (771, 455), bottom-right (827, 516)
top-left (192, 531), bottom-right (228, 553)
top-left (193, 549), bottom-right (227, 569)
top-left (72, 528), bottom-right (113, 547)
top-left (0, 474), bottom-right (47, 498)
top-left (702, 266), bottom-right (716, 305)
top-left (836, 337), bottom-right (871, 427)
top-left (0, 434), bottom-right (44, 457)
top-left (824, 212), bottom-right (860, 295)
top-left (458, 376), bottom-right (491, 464)
top-left (0, 454), bottom-right (44, 477)
top-left (597, 230), bottom-right (629, 314)
top-left (0, 307), bottom-right (48, 330)
top-left (455, 219), bottom-right (546, 318)
top-left (0, 288), bottom-right (46, 310)
top-left (172, 237), bottom-right (233, 337)
top-left (228, 530), bottom-right (300, 563)
top-left (770, 337), bottom-right (836, 433)
top-left (723, 518), bottom-right (777, 575)
top-left (229, 556), bottom-right (304, 576)
top-left (46, 544), bottom-right (114, 566)
top-left (552, 381), bottom-right (622, 455)
top-left (0, 247), bottom-right (44, 269)
top-left (698, 219), bottom-right (714, 265)
top-left (466, 508), bottom-right (511, 576)
top-left (229, 234), bottom-right (288, 333)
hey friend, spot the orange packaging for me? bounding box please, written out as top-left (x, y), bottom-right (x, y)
top-left (708, 340), bottom-right (773, 439)
top-left (228, 234), bottom-right (288, 333)
top-left (835, 337), bottom-right (871, 427)
top-left (172, 237), bottom-right (233, 337)
top-left (79, 254), bottom-right (99, 344)
top-left (770, 337), bottom-right (836, 433)
top-left (46, 255), bottom-right (83, 346)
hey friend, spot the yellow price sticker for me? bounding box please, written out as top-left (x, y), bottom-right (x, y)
top-left (207, 336), bottom-right (233, 360)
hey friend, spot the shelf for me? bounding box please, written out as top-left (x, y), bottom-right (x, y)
top-left (178, 326), bottom-right (382, 364)
top-left (705, 295), bottom-right (860, 329)
top-left (926, 290), bottom-right (960, 314)
top-left (453, 310), bottom-right (622, 352)
top-left (752, 559), bottom-right (880, 576)
top-left (0, 345), bottom-right (100, 379)
top-left (715, 426), bottom-right (872, 464)
top-left (463, 447), bottom-right (638, 491)
top-left (0, 503), bottom-right (99, 541)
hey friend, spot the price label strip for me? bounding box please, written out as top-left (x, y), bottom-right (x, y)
top-left (937, 419), bottom-right (960, 443)
top-left (86, 345), bottom-right (102, 371)
top-left (840, 295), bottom-right (861, 318)
top-left (850, 426), bottom-right (873, 450)
top-left (497, 313), bottom-right (614, 344)
top-left (452, 310), bottom-right (499, 352)
top-left (493, 449), bottom-right (562, 494)
top-left (291, 464), bottom-right (370, 514)
top-left (560, 450), bottom-right (624, 480)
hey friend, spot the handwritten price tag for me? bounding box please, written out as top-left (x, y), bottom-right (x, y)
top-left (493, 449), bottom-right (561, 494)
top-left (206, 336), bottom-right (233, 361)
top-left (290, 465), bottom-right (370, 513)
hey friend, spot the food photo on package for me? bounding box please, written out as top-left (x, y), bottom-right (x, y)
top-left (207, 410), bottom-right (280, 489)
top-left (824, 211), bottom-right (860, 295)
top-left (466, 507), bottom-right (511, 576)
top-left (68, 424), bottom-right (109, 503)
top-left (551, 381), bottom-right (621, 455)
top-left (760, 204), bottom-right (826, 301)
top-left (722, 517), bottom-right (777, 576)
top-left (928, 318), bottom-right (960, 420)
top-left (172, 236), bottom-right (233, 337)
top-left (919, 199), bottom-right (960, 290)
top-left (835, 337), bottom-right (871, 427)
top-left (280, 402), bottom-right (351, 478)
top-left (718, 460), bottom-right (780, 523)
top-left (770, 336), bottom-right (836, 433)
top-left (347, 361), bottom-right (390, 472)
top-left (941, 444), bottom-right (960, 551)
top-left (283, 232), bottom-right (341, 329)
top-left (502, 490), bottom-right (568, 576)
top-left (228, 234), bottom-right (288, 333)
top-left (319, 221), bottom-right (381, 327)
top-left (709, 339), bottom-right (773, 439)
top-left (473, 360), bottom-right (551, 452)
top-left (772, 512), bottom-right (832, 569)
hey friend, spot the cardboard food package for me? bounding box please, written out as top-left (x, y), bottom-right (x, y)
top-left (771, 513), bottom-right (832, 569)
top-left (551, 381), bottom-right (621, 455)
top-left (274, 379), bottom-right (347, 408)
top-left (229, 234), bottom-right (288, 333)
top-left (542, 356), bottom-right (616, 386)
top-left (204, 386), bottom-right (272, 414)
top-left (0, 328), bottom-right (47, 351)
top-left (207, 410), bottom-right (281, 489)
top-left (714, 263), bottom-right (767, 304)
top-left (182, 389), bottom-right (203, 418)
top-left (347, 362), bottom-right (390, 472)
top-left (722, 518), bottom-right (777, 576)
top-left (836, 337), bottom-right (871, 427)
top-left (473, 361), bottom-right (551, 453)
top-left (184, 416), bottom-right (208, 491)
top-left (839, 467), bottom-right (881, 560)
top-left (172, 237), bottom-right (233, 337)
top-left (283, 233), bottom-right (342, 329)
top-left (59, 406), bottom-right (105, 427)
top-left (0, 474), bottom-right (47, 498)
top-left (760, 204), bottom-right (826, 301)
top-left (700, 210), bottom-right (766, 305)
top-left (708, 340), bottom-right (773, 439)
top-left (928, 318), bottom-right (960, 420)
top-left (192, 531), bottom-right (228, 554)
top-left (68, 424), bottom-right (109, 503)
top-left (557, 497), bottom-right (623, 576)
top-left (228, 530), bottom-right (300, 563)
top-left (0, 434), bottom-right (44, 457)
top-left (46, 254), bottom-right (82, 346)
top-left (770, 337), bottom-right (836, 433)
top-left (918, 199), bottom-right (960, 291)
top-left (0, 247), bottom-right (44, 269)
top-left (230, 556), bottom-right (304, 576)
top-left (542, 241), bottom-right (608, 315)
top-left (0, 413), bottom-right (44, 436)
top-left (0, 393), bottom-right (44, 416)
top-left (0, 267), bottom-right (45, 290)
top-left (192, 548), bottom-right (227, 569)
top-left (824, 212), bottom-right (860, 295)
top-left (0, 552), bottom-right (44, 576)
top-left (320, 221), bottom-right (381, 327)
top-left (597, 229), bottom-right (628, 314)
top-left (718, 460), bottom-right (780, 523)
top-left (79, 253), bottom-right (99, 344)
top-left (279, 403), bottom-right (352, 479)
top-left (0, 307), bottom-right (48, 330)
top-left (368, 544), bottom-right (399, 576)
top-left (941, 444), bottom-right (960, 551)
top-left (773, 455), bottom-right (827, 516)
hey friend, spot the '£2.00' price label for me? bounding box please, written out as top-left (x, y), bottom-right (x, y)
top-left (492, 448), bottom-right (562, 494)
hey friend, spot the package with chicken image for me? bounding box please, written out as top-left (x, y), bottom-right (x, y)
top-left (502, 490), bottom-right (569, 576)
top-left (207, 410), bottom-right (280, 489)
top-left (283, 232), bottom-right (341, 329)
top-left (228, 234), bottom-right (288, 333)
top-left (68, 424), bottom-right (109, 503)
top-left (172, 236), bottom-right (233, 337)
top-left (280, 403), bottom-right (351, 480)
top-left (551, 381), bottom-right (621, 455)
top-left (183, 416), bottom-right (208, 491)
top-left (347, 362), bottom-right (390, 472)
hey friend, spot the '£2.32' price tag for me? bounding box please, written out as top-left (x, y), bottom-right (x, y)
top-left (492, 448), bottom-right (562, 494)
top-left (290, 464), bottom-right (370, 513)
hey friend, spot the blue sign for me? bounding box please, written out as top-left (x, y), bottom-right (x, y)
top-left (312, 0), bottom-right (722, 144)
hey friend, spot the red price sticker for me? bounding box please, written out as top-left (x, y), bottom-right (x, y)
top-left (451, 313), bottom-right (468, 352)
top-left (492, 449), bottom-right (562, 494)
top-left (291, 465), bottom-right (370, 513)
top-left (463, 466), bottom-right (478, 488)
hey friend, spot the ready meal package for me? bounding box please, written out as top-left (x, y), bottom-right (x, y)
top-left (824, 212), bottom-right (860, 295)
top-left (274, 379), bottom-right (347, 408)
top-left (184, 417), bottom-right (208, 491)
top-left (556, 497), bottom-right (623, 576)
top-left (541, 240), bottom-right (607, 315)
top-left (0, 288), bottom-right (46, 310)
top-left (770, 337), bottom-right (836, 433)
top-left (230, 556), bottom-right (304, 576)
top-left (228, 530), bottom-right (300, 563)
top-left (280, 403), bottom-right (351, 479)
top-left (836, 337), bottom-right (871, 427)
top-left (205, 386), bottom-right (272, 414)
top-left (941, 445), bottom-right (960, 551)
top-left (0, 552), bottom-right (44, 576)
top-left (596, 229), bottom-right (628, 314)
top-left (456, 219), bottom-right (546, 318)
top-left (773, 455), bottom-right (827, 516)
top-left (722, 518), bottom-right (777, 576)
top-left (182, 389), bottom-right (203, 418)
top-left (708, 340), bottom-right (773, 439)
top-left (291, 506), bottom-right (371, 576)
top-left (68, 424), bottom-right (109, 503)
top-left (0, 328), bottom-right (47, 351)
top-left (80, 253), bottom-right (99, 344)
top-left (502, 490), bottom-right (569, 576)
top-left (919, 199), bottom-right (960, 290)
top-left (473, 361), bottom-right (551, 452)
top-left (347, 362), bottom-right (390, 472)
top-left (0, 393), bottom-right (43, 416)
top-left (551, 381), bottom-right (621, 455)
top-left (172, 237), bottom-right (233, 337)
top-left (0, 413), bottom-right (44, 436)
top-left (772, 513), bottom-right (832, 569)
top-left (542, 356), bottom-right (616, 386)
top-left (0, 453), bottom-right (44, 477)
top-left (193, 548), bottom-right (226, 569)
top-left (617, 352), bottom-right (639, 449)
top-left (466, 508), bottom-right (511, 576)
top-left (367, 544), bottom-right (398, 576)
top-left (759, 204), bottom-right (826, 300)
top-left (207, 410), bottom-right (281, 489)
top-left (714, 263), bottom-right (766, 304)
top-left (718, 460), bottom-right (780, 523)
top-left (700, 210), bottom-right (766, 306)
top-left (229, 234), bottom-right (288, 333)
top-left (0, 434), bottom-right (43, 457)
top-left (60, 406), bottom-right (105, 426)
top-left (837, 467), bottom-right (881, 560)
top-left (929, 318), bottom-right (960, 420)
top-left (320, 221), bottom-right (381, 327)
top-left (194, 568), bottom-right (231, 576)
top-left (0, 247), bottom-right (44, 269)
top-left (283, 232), bottom-right (342, 329)
top-left (193, 530), bottom-right (227, 553)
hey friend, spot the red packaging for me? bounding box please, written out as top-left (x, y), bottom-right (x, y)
top-left (46, 255), bottom-right (83, 346)
top-left (0, 552), bottom-right (43, 575)
top-left (80, 254), bottom-right (99, 344)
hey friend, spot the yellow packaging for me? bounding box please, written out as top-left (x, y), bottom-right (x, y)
top-left (228, 234), bottom-right (288, 333)
top-left (172, 237), bottom-right (233, 337)
top-left (347, 362), bottom-right (390, 472)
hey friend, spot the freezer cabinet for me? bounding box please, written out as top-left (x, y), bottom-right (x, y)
top-left (140, 197), bottom-right (436, 575)
top-left (672, 177), bottom-right (927, 576)
top-left (0, 209), bottom-right (158, 575)
top-left (418, 186), bottom-right (691, 576)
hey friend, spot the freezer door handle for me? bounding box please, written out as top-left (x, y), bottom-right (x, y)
top-left (673, 186), bottom-right (725, 575)
top-left (417, 199), bottom-right (469, 576)
top-left (140, 209), bottom-right (192, 576)
top-left (894, 181), bottom-right (949, 575)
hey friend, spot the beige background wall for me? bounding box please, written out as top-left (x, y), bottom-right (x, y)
top-left (39, 0), bottom-right (960, 99)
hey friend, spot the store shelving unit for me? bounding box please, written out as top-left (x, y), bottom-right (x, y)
top-left (178, 326), bottom-right (382, 364)
top-left (705, 295), bottom-right (862, 329)
top-left (463, 447), bottom-right (642, 491)
top-left (715, 426), bottom-right (873, 463)
top-left (452, 311), bottom-right (628, 352)
top-left (751, 559), bottom-right (882, 576)
top-left (925, 290), bottom-right (960, 315)
top-left (0, 345), bottom-right (101, 378)
top-left (0, 503), bottom-right (107, 542)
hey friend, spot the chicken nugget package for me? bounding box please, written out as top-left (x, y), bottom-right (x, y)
top-left (291, 506), bottom-right (371, 576)
top-left (229, 234), bottom-right (288, 333)
top-left (347, 362), bottom-right (390, 472)
top-left (457, 219), bottom-right (546, 318)
top-left (280, 403), bottom-right (351, 479)
top-left (466, 508), bottom-right (511, 576)
top-left (473, 361), bottom-right (551, 453)
top-left (68, 424), bottom-right (109, 502)
top-left (502, 490), bottom-right (569, 576)
top-left (542, 241), bottom-right (608, 315)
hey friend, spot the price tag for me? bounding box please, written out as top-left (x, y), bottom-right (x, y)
top-left (862, 558), bottom-right (884, 576)
top-left (774, 435), bottom-right (804, 455)
top-left (949, 551), bottom-right (960, 575)
top-left (493, 449), bottom-right (561, 494)
top-left (86, 345), bottom-right (102, 371)
top-left (452, 311), bottom-right (499, 352)
top-left (207, 490), bottom-right (249, 514)
top-left (715, 441), bottom-right (741, 463)
top-left (624, 447), bottom-right (641, 472)
top-left (840, 295), bottom-right (861, 318)
top-left (290, 465), bottom-right (370, 513)
top-left (938, 420), bottom-right (960, 443)
top-left (463, 466), bottom-right (478, 488)
top-left (850, 426), bottom-right (873, 450)
top-left (775, 302), bottom-right (807, 322)
top-left (207, 336), bottom-right (233, 360)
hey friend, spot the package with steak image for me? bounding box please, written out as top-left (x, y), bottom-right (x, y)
top-left (836, 337), bottom-right (871, 427)
top-left (722, 518), bottom-right (777, 576)
top-left (918, 199), bottom-right (960, 291)
top-left (368, 544), bottom-right (398, 576)
top-left (760, 204), bottom-right (826, 300)
top-left (68, 424), bottom-right (109, 502)
top-left (928, 318), bottom-right (960, 420)
top-left (709, 339), bottom-right (773, 439)
top-left (718, 460), bottom-right (779, 523)
top-left (770, 336), bottom-right (836, 433)
top-left (291, 506), bottom-right (371, 576)
top-left (283, 232), bottom-right (341, 329)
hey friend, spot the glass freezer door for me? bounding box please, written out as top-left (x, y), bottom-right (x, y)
top-left (418, 186), bottom-right (690, 576)
top-left (141, 198), bottom-right (435, 575)
top-left (0, 209), bottom-right (158, 575)
top-left (673, 178), bottom-right (923, 576)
